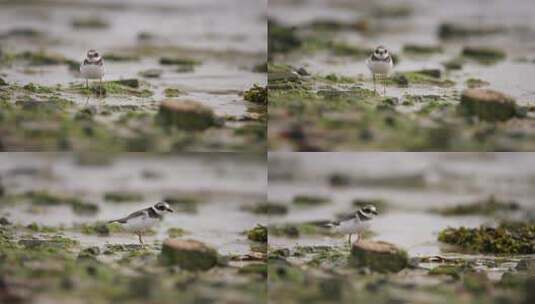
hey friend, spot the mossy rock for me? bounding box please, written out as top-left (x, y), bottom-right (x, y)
top-left (157, 99), bottom-right (216, 131)
top-left (238, 263), bottom-right (267, 278)
top-left (459, 89), bottom-right (517, 121)
top-left (243, 85), bottom-right (267, 104)
top-left (247, 224), bottom-right (267, 243)
top-left (159, 239), bottom-right (218, 271)
top-left (243, 202), bottom-right (288, 215)
top-left (103, 191), bottom-right (144, 202)
top-left (438, 23), bottom-right (504, 39)
top-left (292, 195), bottom-right (329, 206)
top-left (268, 20), bottom-right (302, 55)
top-left (403, 44), bottom-right (443, 54)
top-left (0, 77), bottom-right (7, 86)
top-left (159, 57), bottom-right (200, 66)
top-left (349, 240), bottom-right (408, 273)
top-left (462, 47), bottom-right (506, 64)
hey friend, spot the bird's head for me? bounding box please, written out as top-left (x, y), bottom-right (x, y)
top-left (358, 204), bottom-right (378, 219)
top-left (373, 46), bottom-right (389, 60)
top-left (153, 201), bottom-right (174, 215)
top-left (87, 49), bottom-right (100, 60)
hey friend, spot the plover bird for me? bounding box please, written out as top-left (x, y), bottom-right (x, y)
top-left (366, 46), bottom-right (393, 95)
top-left (326, 204), bottom-right (378, 246)
top-left (80, 49), bottom-right (104, 94)
top-left (108, 202), bottom-right (174, 245)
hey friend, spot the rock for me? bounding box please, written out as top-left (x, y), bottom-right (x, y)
top-left (138, 69), bottom-right (162, 78)
top-left (157, 99), bottom-right (216, 130)
top-left (247, 225), bottom-right (267, 243)
top-left (112, 79), bottom-right (139, 88)
top-left (159, 239), bottom-right (218, 271)
top-left (0, 77), bottom-right (7, 86)
top-left (462, 47), bottom-right (506, 64)
top-left (459, 89), bottom-right (517, 121)
top-left (243, 85), bottom-right (267, 104)
top-left (159, 57), bottom-right (200, 66)
top-left (438, 23), bottom-right (504, 39)
top-left (349, 240), bottom-right (408, 273)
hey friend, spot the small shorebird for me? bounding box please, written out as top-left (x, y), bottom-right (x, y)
top-left (326, 205), bottom-right (378, 246)
top-left (366, 46), bottom-right (393, 95)
top-left (80, 49), bottom-right (104, 95)
top-left (108, 202), bottom-right (174, 245)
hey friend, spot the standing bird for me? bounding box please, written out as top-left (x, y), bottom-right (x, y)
top-left (108, 202), bottom-right (174, 245)
top-left (366, 46), bottom-right (393, 95)
top-left (80, 49), bottom-right (104, 95)
top-left (326, 204), bottom-right (378, 246)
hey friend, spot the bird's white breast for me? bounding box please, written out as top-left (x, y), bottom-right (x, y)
top-left (122, 215), bottom-right (159, 233)
top-left (80, 64), bottom-right (104, 79)
top-left (335, 218), bottom-right (370, 234)
top-left (367, 59), bottom-right (393, 75)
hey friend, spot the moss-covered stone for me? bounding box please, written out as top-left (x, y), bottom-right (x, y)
top-left (157, 99), bottom-right (216, 131)
top-left (349, 240), bottom-right (408, 273)
top-left (103, 53), bottom-right (139, 62)
top-left (71, 17), bottom-right (109, 29)
top-left (438, 23), bottom-right (505, 39)
top-left (462, 47), bottom-right (506, 64)
top-left (428, 265), bottom-right (464, 279)
top-left (103, 191), bottom-right (144, 202)
top-left (247, 224), bottom-right (267, 243)
top-left (292, 195), bottom-right (329, 206)
top-left (466, 78), bottom-right (490, 88)
top-left (242, 202), bottom-right (288, 215)
top-left (164, 88), bottom-right (182, 98)
top-left (431, 196), bottom-right (519, 216)
top-left (159, 57), bottom-right (200, 66)
top-left (159, 239), bottom-right (218, 271)
top-left (403, 44), bottom-right (443, 54)
top-left (459, 89), bottom-right (517, 121)
top-left (243, 85), bottom-right (267, 104)
top-left (438, 222), bottom-right (535, 254)
top-left (167, 227), bottom-right (187, 238)
top-left (139, 68), bottom-right (163, 78)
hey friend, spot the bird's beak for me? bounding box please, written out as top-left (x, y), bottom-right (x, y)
top-left (372, 210), bottom-right (378, 215)
top-left (166, 207), bottom-right (175, 213)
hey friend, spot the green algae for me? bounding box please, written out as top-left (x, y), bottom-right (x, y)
top-left (466, 78), bottom-right (490, 88)
top-left (167, 227), bottom-right (187, 238)
top-left (462, 47), bottom-right (506, 64)
top-left (159, 57), bottom-right (201, 66)
top-left (247, 224), bottom-right (267, 243)
top-left (71, 17), bottom-right (109, 29)
top-left (292, 195), bottom-right (330, 206)
top-left (239, 263), bottom-right (267, 278)
top-left (403, 44), bottom-right (443, 55)
top-left (164, 88), bottom-right (183, 98)
top-left (438, 23), bottom-right (505, 39)
top-left (438, 222), bottom-right (535, 254)
top-left (244, 84), bottom-right (267, 104)
top-left (390, 71), bottom-right (455, 88)
top-left (103, 191), bottom-right (144, 203)
top-left (431, 196), bottom-right (520, 216)
top-left (242, 202), bottom-right (288, 215)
